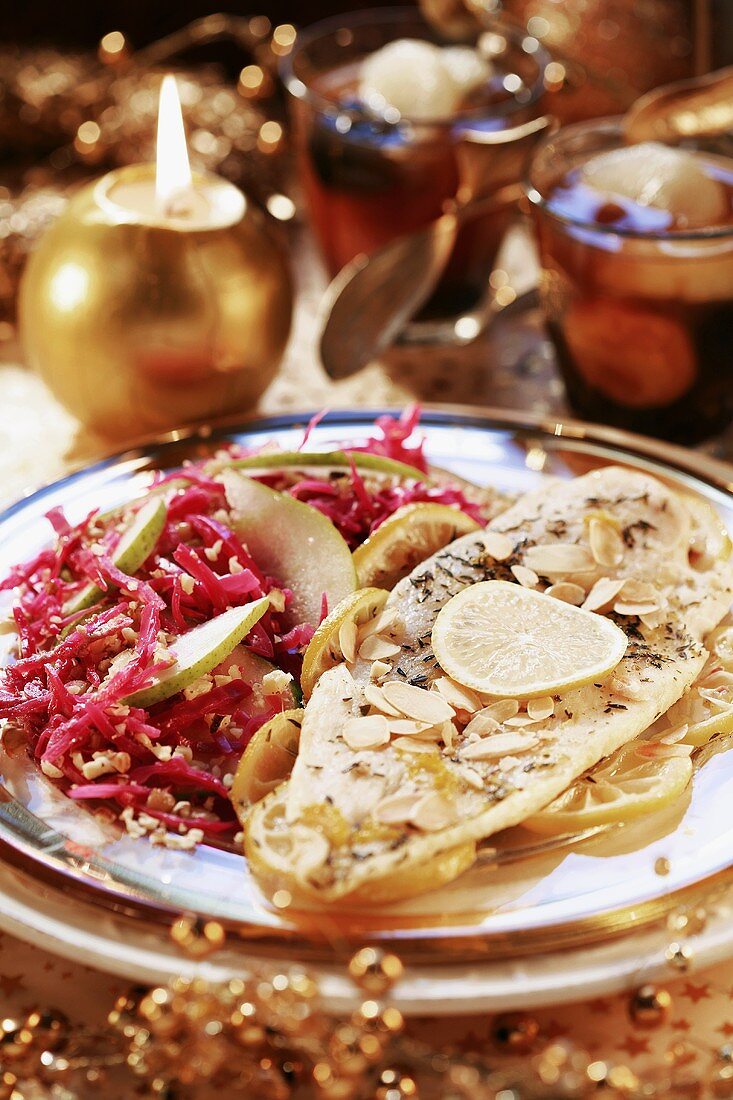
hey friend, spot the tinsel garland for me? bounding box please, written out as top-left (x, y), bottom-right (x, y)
top-left (4, 895), bottom-right (733, 1099)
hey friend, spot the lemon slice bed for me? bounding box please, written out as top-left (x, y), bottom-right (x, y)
top-left (231, 708), bottom-right (304, 823)
top-left (432, 579), bottom-right (627, 698)
top-left (300, 587), bottom-right (389, 699)
top-left (353, 502), bottom-right (480, 590)
top-left (523, 745), bottom-right (692, 835)
top-left (245, 787), bottom-right (476, 906)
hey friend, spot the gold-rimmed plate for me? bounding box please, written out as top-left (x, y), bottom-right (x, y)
top-left (1, 407), bottom-right (733, 973)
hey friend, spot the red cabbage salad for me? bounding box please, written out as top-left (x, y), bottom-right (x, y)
top-left (0, 409), bottom-right (490, 848)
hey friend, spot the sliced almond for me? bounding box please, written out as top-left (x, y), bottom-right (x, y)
top-left (511, 564), bottom-right (539, 588)
top-left (342, 714), bottom-right (391, 751)
top-left (363, 683), bottom-right (403, 717)
top-left (370, 660), bottom-right (392, 680)
top-left (639, 610), bottom-right (665, 630)
top-left (338, 619), bottom-right (358, 665)
top-left (388, 718), bottom-right (434, 736)
top-left (463, 712), bottom-right (501, 739)
top-left (358, 636), bottom-right (401, 661)
top-left (504, 715), bottom-right (543, 727)
top-left (637, 741), bottom-right (693, 760)
top-left (609, 671), bottom-right (645, 701)
top-left (613, 600), bottom-right (660, 618)
top-left (461, 733), bottom-right (539, 760)
top-left (382, 681), bottom-right (455, 724)
top-left (620, 579), bottom-right (660, 603)
top-left (453, 764), bottom-right (485, 791)
top-left (433, 676), bottom-right (482, 713)
top-left (545, 582), bottom-right (586, 605)
top-left (659, 725), bottom-right (689, 745)
top-left (392, 736), bottom-right (439, 754)
top-left (588, 517), bottom-right (625, 569)
top-left (524, 543), bottom-right (595, 576)
top-left (359, 608), bottom-right (401, 641)
top-left (484, 531), bottom-right (514, 561)
top-left (410, 791), bottom-right (458, 832)
top-left (373, 792), bottom-right (418, 825)
top-left (438, 719), bottom-right (458, 750)
top-left (582, 576), bottom-right (625, 613)
top-left (292, 827), bottom-right (330, 877)
top-left (527, 696), bottom-right (555, 721)
top-left (481, 699), bottom-right (520, 724)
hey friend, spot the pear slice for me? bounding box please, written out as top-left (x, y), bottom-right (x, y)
top-left (221, 471), bottom-right (356, 628)
top-left (123, 598), bottom-right (270, 708)
top-left (212, 449), bottom-right (424, 481)
top-left (65, 497), bottom-right (167, 616)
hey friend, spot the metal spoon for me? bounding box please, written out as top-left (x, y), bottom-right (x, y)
top-left (623, 65), bottom-right (733, 145)
top-left (318, 114), bottom-right (553, 380)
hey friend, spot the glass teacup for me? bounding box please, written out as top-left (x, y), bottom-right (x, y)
top-left (527, 118), bottom-right (733, 443)
top-left (282, 8), bottom-right (551, 332)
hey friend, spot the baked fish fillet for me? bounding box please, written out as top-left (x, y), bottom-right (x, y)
top-left (245, 467), bottom-right (733, 903)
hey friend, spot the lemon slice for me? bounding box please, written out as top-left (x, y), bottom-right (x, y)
top-left (300, 587), bottom-right (389, 699)
top-left (245, 787), bottom-right (476, 906)
top-left (681, 492), bottom-right (732, 569)
top-left (664, 670), bottom-right (733, 747)
top-left (523, 745), bottom-right (693, 835)
top-left (230, 709), bottom-right (304, 823)
top-left (353, 503), bottom-right (481, 589)
top-left (431, 579), bottom-right (627, 698)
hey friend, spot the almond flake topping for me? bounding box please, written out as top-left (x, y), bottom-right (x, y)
top-left (463, 712), bottom-right (502, 739)
top-left (588, 517), bottom-right (625, 568)
top-left (392, 736), bottom-right (439, 754)
top-left (524, 543), bottom-right (595, 575)
top-left (370, 660), bottom-right (392, 680)
top-left (453, 764), bottom-right (485, 790)
top-left (481, 699), bottom-right (520, 723)
top-left (381, 681), bottom-right (455, 724)
top-left (292, 827), bottom-right (331, 876)
top-left (511, 564), bottom-right (539, 588)
top-left (338, 619), bottom-right (358, 664)
top-left (527, 696), bottom-right (555, 721)
top-left (504, 715), bottom-right (543, 727)
top-left (461, 733), bottom-right (540, 760)
top-left (359, 608), bottom-right (400, 640)
top-left (388, 718), bottom-right (434, 736)
top-left (363, 683), bottom-right (402, 717)
top-left (358, 636), bottom-right (401, 661)
top-left (613, 600), bottom-right (660, 618)
top-left (342, 714), bottom-right (391, 751)
top-left (373, 792), bottom-right (418, 825)
top-left (582, 576), bottom-right (625, 613)
top-left (433, 676), bottom-right (482, 713)
top-left (484, 532), bottom-right (514, 561)
top-left (545, 582), bottom-right (586, 605)
top-left (410, 791), bottom-right (458, 832)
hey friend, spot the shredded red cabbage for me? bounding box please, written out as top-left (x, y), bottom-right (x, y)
top-left (0, 409), bottom-right (489, 847)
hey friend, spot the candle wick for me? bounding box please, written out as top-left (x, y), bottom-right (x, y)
top-left (163, 188), bottom-right (194, 219)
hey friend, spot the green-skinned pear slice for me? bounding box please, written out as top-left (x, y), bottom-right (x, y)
top-left (219, 645), bottom-right (301, 709)
top-left (221, 471), bottom-right (356, 628)
top-left (64, 497), bottom-right (167, 616)
top-left (211, 449), bottom-right (425, 481)
top-left (123, 598), bottom-right (269, 708)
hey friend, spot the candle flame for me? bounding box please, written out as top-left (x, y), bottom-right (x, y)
top-left (156, 75), bottom-right (193, 215)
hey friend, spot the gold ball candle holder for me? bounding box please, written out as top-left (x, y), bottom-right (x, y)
top-left (19, 76), bottom-right (293, 440)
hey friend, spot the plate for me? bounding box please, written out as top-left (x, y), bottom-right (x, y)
top-left (2, 406), bottom-right (733, 977)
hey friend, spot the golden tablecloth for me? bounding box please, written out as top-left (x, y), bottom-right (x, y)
top-left (2, 231), bottom-right (733, 1098)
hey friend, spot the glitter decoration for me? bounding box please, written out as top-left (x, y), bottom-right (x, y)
top-left (629, 985), bottom-right (673, 1028)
